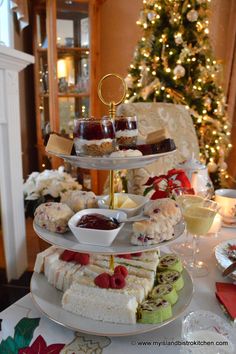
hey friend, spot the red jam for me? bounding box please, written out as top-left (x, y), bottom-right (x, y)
top-left (114, 116), bottom-right (137, 131)
top-left (77, 213), bottom-right (119, 230)
top-left (74, 118), bottom-right (115, 140)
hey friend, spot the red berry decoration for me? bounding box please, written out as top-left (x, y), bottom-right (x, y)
top-left (94, 272), bottom-right (111, 289)
top-left (110, 273), bottom-right (126, 289)
top-left (114, 265), bottom-right (128, 278)
top-left (117, 254), bottom-right (132, 259)
top-left (60, 250), bottom-right (76, 262)
top-left (73, 253), bottom-right (90, 265)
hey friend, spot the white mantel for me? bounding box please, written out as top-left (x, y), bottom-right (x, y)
top-left (0, 45), bottom-right (34, 281)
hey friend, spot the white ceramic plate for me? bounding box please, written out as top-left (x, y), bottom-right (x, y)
top-left (215, 238), bottom-right (236, 280)
top-left (47, 149), bottom-right (176, 170)
top-left (33, 219), bottom-right (185, 255)
top-left (30, 269), bottom-right (193, 337)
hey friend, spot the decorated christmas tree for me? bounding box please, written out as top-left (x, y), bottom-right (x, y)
top-left (125, 0), bottom-right (232, 188)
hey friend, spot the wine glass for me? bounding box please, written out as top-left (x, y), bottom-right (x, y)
top-left (183, 199), bottom-right (219, 277)
top-left (170, 188), bottom-right (204, 256)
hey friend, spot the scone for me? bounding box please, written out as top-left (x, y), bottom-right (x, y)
top-left (144, 198), bottom-right (182, 225)
top-left (34, 202), bottom-right (74, 233)
top-left (131, 213), bottom-right (174, 245)
top-left (60, 190), bottom-right (97, 212)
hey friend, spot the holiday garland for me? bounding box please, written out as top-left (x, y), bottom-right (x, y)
top-left (126, 0), bottom-right (232, 188)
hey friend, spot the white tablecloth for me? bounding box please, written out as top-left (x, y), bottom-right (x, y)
top-left (0, 227), bottom-right (236, 353)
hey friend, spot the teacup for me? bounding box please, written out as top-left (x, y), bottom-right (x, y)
top-left (215, 189), bottom-right (236, 221)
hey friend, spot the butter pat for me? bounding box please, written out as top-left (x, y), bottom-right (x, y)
top-left (146, 128), bottom-right (170, 144)
top-left (120, 197), bottom-right (138, 209)
top-left (46, 134), bottom-right (74, 155)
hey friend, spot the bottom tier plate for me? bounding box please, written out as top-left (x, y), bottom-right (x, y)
top-left (30, 270), bottom-right (193, 337)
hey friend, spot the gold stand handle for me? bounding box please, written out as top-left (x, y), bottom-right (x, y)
top-left (97, 73), bottom-right (127, 209)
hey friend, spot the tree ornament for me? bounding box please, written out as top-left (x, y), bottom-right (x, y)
top-left (207, 161), bottom-right (217, 173)
top-left (140, 63), bottom-right (151, 86)
top-left (186, 9), bottom-right (198, 22)
top-left (179, 47), bottom-right (191, 61)
top-left (174, 32), bottom-right (183, 45)
top-left (219, 161), bottom-right (227, 171)
top-left (124, 75), bottom-right (134, 89)
top-left (173, 65), bottom-right (186, 78)
top-left (141, 78), bottom-right (160, 100)
top-left (204, 97), bottom-right (212, 110)
top-left (147, 11), bottom-right (156, 22)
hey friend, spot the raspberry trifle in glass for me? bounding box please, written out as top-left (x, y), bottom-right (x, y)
top-left (114, 116), bottom-right (138, 146)
top-left (73, 117), bottom-right (116, 156)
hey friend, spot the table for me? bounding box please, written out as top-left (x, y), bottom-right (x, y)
top-left (0, 227), bottom-right (235, 354)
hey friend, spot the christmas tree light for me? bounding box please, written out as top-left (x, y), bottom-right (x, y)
top-left (126, 0), bottom-right (232, 188)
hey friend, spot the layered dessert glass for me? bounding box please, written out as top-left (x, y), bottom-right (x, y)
top-left (114, 116), bottom-right (138, 146)
top-left (73, 117), bottom-right (116, 156)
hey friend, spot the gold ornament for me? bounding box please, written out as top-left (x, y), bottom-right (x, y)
top-left (141, 78), bottom-right (160, 100)
top-left (207, 161), bottom-right (217, 173)
top-left (174, 32), bottom-right (183, 45)
top-left (165, 88), bottom-right (186, 104)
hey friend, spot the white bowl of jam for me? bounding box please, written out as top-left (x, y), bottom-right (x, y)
top-left (68, 208), bottom-right (127, 246)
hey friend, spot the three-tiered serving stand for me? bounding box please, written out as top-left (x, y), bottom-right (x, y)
top-left (31, 74), bottom-right (193, 336)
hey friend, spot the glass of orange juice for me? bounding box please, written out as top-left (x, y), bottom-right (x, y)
top-left (183, 199), bottom-right (219, 277)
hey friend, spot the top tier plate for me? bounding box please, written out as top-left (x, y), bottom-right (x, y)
top-left (47, 149), bottom-right (176, 170)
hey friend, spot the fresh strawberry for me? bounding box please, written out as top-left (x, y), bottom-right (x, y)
top-left (110, 273), bottom-right (126, 289)
top-left (94, 272), bottom-right (111, 288)
top-left (117, 254), bottom-right (132, 259)
top-left (73, 253), bottom-right (90, 265)
top-left (132, 252), bottom-right (142, 257)
top-left (60, 250), bottom-right (76, 262)
top-left (114, 265), bottom-right (128, 278)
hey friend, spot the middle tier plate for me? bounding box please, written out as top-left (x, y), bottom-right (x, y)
top-left (33, 220), bottom-right (185, 254)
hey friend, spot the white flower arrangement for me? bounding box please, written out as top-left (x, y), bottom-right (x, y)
top-left (23, 166), bottom-right (82, 200)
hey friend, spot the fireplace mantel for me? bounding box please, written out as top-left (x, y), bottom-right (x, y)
top-left (0, 45), bottom-right (34, 281)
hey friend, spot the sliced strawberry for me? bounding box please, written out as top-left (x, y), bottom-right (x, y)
top-left (110, 273), bottom-right (126, 289)
top-left (117, 254), bottom-right (132, 259)
top-left (94, 272), bottom-right (111, 288)
top-left (73, 253), bottom-right (90, 265)
top-left (114, 265), bottom-right (128, 278)
top-left (60, 250), bottom-right (76, 262)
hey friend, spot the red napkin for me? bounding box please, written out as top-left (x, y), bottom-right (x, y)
top-left (215, 282), bottom-right (236, 321)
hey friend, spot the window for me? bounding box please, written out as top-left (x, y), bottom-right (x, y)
top-left (0, 0), bottom-right (13, 47)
